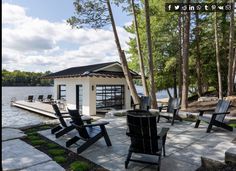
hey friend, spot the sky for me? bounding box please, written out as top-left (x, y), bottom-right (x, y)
top-left (2, 0), bottom-right (133, 72)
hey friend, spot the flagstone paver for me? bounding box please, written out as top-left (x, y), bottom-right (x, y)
top-left (2, 138), bottom-right (65, 171)
top-left (39, 116), bottom-right (235, 171)
top-left (19, 161), bottom-right (64, 171)
top-left (2, 128), bottom-right (26, 141)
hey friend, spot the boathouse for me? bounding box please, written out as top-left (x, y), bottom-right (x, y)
top-left (44, 62), bottom-right (140, 115)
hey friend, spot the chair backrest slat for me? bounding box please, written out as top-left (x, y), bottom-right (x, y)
top-left (167, 98), bottom-right (181, 113)
top-left (140, 96), bottom-right (151, 110)
top-left (127, 110), bottom-right (159, 154)
top-left (52, 104), bottom-right (67, 127)
top-left (38, 95), bottom-right (43, 101)
top-left (47, 95), bottom-right (52, 100)
top-left (214, 100), bottom-right (231, 122)
top-left (28, 95), bottom-right (34, 102)
top-left (67, 109), bottom-right (90, 139)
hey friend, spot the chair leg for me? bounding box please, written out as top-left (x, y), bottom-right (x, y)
top-left (51, 125), bottom-right (62, 134)
top-left (157, 115), bottom-right (160, 123)
top-left (206, 123), bottom-right (213, 133)
top-left (171, 116), bottom-right (175, 125)
top-left (195, 120), bottom-right (201, 128)
top-left (100, 125), bottom-right (112, 146)
top-left (157, 155), bottom-right (161, 171)
top-left (125, 151), bottom-right (132, 169)
top-left (66, 136), bottom-right (80, 147)
top-left (77, 133), bottom-right (103, 154)
top-left (220, 123), bottom-right (233, 132)
top-left (163, 145), bottom-right (166, 157)
top-left (55, 125), bottom-right (75, 138)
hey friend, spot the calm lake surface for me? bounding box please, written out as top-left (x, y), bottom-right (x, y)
top-left (2, 86), bottom-right (54, 128)
top-left (2, 86), bottom-right (170, 128)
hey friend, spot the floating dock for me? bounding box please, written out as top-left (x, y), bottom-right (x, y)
top-left (11, 100), bottom-right (69, 118)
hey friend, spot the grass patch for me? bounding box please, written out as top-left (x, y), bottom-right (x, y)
top-left (228, 124), bottom-right (236, 128)
top-left (30, 139), bottom-right (47, 146)
top-left (70, 161), bottom-right (91, 171)
top-left (27, 132), bottom-right (38, 136)
top-left (46, 142), bottom-right (59, 148)
top-left (21, 124), bottom-right (108, 171)
top-left (53, 156), bottom-right (67, 164)
top-left (48, 149), bottom-right (65, 155)
top-left (27, 135), bottom-right (40, 140)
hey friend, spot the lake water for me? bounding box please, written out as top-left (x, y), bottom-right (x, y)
top-left (2, 86), bottom-right (170, 128)
top-left (2, 87), bottom-right (54, 128)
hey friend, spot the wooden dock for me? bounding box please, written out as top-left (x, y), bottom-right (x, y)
top-left (11, 100), bottom-right (67, 118)
top-left (11, 100), bottom-right (104, 120)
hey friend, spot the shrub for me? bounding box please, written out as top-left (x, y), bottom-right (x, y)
top-left (46, 143), bottom-right (59, 148)
top-left (48, 149), bottom-right (65, 155)
top-left (27, 135), bottom-right (40, 141)
top-left (31, 139), bottom-right (47, 146)
top-left (53, 156), bottom-right (67, 163)
top-left (70, 161), bottom-right (91, 171)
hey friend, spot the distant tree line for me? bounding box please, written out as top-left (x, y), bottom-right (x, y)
top-left (2, 69), bottom-right (53, 86)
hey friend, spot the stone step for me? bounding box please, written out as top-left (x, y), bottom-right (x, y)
top-left (225, 147), bottom-right (236, 164)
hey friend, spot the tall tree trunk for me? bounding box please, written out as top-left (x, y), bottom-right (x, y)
top-left (130, 0), bottom-right (149, 96)
top-left (173, 71), bottom-right (177, 98)
top-left (178, 13), bottom-right (183, 99)
top-left (232, 48), bottom-right (236, 91)
top-left (227, 2), bottom-right (235, 96)
top-left (214, 11), bottom-right (223, 99)
top-left (181, 4), bottom-right (190, 110)
top-left (144, 0), bottom-right (157, 108)
top-left (195, 12), bottom-right (203, 97)
top-left (106, 0), bottom-right (140, 104)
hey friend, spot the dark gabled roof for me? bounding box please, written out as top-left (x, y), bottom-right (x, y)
top-left (43, 61), bottom-right (140, 79)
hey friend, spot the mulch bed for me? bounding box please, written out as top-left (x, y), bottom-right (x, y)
top-left (21, 125), bottom-right (108, 171)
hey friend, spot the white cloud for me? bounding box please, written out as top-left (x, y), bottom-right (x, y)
top-left (2, 3), bottom-right (133, 72)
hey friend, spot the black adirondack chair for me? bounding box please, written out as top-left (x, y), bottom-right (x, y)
top-left (132, 96), bottom-right (151, 111)
top-left (157, 98), bottom-right (182, 125)
top-left (51, 104), bottom-right (91, 138)
top-left (37, 95), bottom-right (44, 102)
top-left (47, 95), bottom-right (53, 100)
top-left (66, 109), bottom-right (112, 154)
top-left (43, 94), bottom-right (53, 103)
top-left (125, 110), bottom-right (169, 170)
top-left (27, 95), bottom-right (34, 102)
top-left (194, 99), bottom-right (233, 133)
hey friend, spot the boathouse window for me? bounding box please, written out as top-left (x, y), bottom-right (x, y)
top-left (96, 85), bottom-right (124, 109)
top-left (76, 85), bottom-right (83, 113)
top-left (58, 85), bottom-right (66, 100)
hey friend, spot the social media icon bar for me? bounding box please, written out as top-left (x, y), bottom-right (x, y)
top-left (165, 3), bottom-right (233, 12)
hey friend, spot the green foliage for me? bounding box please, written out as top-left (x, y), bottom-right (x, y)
top-left (53, 156), bottom-right (67, 164)
top-left (48, 149), bottom-right (66, 156)
top-left (67, 0), bottom-right (110, 29)
top-left (2, 69), bottom-right (53, 86)
top-left (30, 139), bottom-right (47, 146)
top-left (125, 0), bottom-right (234, 95)
top-left (27, 135), bottom-right (40, 141)
top-left (46, 143), bottom-right (59, 148)
top-left (70, 161), bottom-right (91, 171)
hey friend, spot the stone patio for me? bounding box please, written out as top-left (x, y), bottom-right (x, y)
top-left (2, 128), bottom-right (65, 171)
top-left (39, 116), bottom-right (236, 171)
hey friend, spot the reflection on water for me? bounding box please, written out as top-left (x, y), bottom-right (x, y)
top-left (2, 87), bottom-right (54, 128)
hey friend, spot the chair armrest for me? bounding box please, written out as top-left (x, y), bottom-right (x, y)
top-left (157, 127), bottom-right (169, 139)
top-left (212, 112), bottom-right (230, 115)
top-left (83, 121), bottom-right (109, 127)
top-left (198, 109), bottom-right (215, 113)
top-left (158, 105), bottom-right (168, 112)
